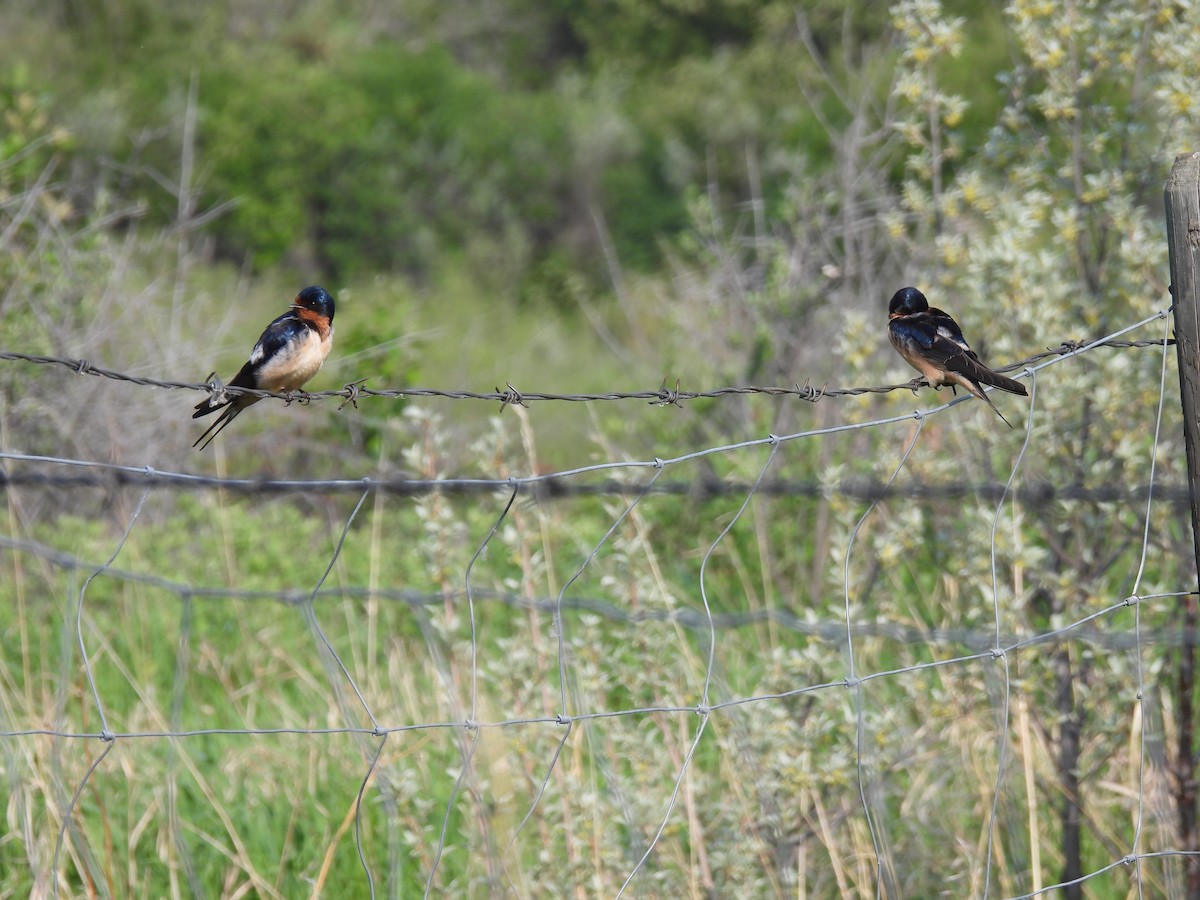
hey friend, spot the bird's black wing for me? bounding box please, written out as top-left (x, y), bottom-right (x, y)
top-left (897, 311), bottom-right (1028, 396)
top-left (889, 315), bottom-right (970, 369)
top-left (193, 312), bottom-right (305, 418)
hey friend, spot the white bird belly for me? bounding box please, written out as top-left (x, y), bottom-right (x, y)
top-left (256, 328), bottom-right (333, 392)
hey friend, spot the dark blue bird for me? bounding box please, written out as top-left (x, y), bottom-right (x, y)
top-left (193, 285), bottom-right (336, 450)
top-left (887, 287), bottom-right (1027, 427)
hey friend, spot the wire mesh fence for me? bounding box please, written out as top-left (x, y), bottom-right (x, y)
top-left (1, 305), bottom-right (1196, 897)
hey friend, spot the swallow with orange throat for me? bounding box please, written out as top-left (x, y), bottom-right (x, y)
top-left (193, 285), bottom-right (335, 450)
top-left (887, 286), bottom-right (1027, 427)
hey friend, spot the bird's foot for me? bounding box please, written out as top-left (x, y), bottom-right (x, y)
top-left (284, 389), bottom-right (313, 406)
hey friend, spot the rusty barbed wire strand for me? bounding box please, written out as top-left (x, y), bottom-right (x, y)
top-left (0, 334), bottom-right (1175, 410)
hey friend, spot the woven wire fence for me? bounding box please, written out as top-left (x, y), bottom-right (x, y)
top-left (1, 305), bottom-right (1197, 897)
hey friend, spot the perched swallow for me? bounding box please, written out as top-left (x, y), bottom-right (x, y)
top-left (887, 286), bottom-right (1027, 427)
top-left (192, 285), bottom-right (336, 450)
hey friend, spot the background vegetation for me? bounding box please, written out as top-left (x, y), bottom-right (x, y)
top-left (2, 0), bottom-right (1199, 895)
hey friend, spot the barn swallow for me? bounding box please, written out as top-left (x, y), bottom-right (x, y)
top-left (192, 285), bottom-right (336, 450)
top-left (887, 286), bottom-right (1027, 427)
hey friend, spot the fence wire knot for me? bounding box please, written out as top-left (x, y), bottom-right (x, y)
top-left (843, 676), bottom-right (860, 689)
top-left (282, 589), bottom-right (307, 607)
top-left (1056, 340), bottom-right (1086, 353)
top-left (1121, 853), bottom-right (1138, 867)
top-left (338, 378), bottom-right (369, 410)
top-left (99, 729), bottom-right (115, 743)
top-left (990, 648), bottom-right (1006, 661)
top-left (797, 379), bottom-right (827, 402)
top-left (695, 704), bottom-right (710, 717)
top-left (496, 382), bottom-right (526, 411)
top-left (555, 714), bottom-right (572, 726)
top-left (652, 378), bottom-right (683, 407)
top-left (74, 358), bottom-right (93, 375)
top-left (201, 372), bottom-right (228, 408)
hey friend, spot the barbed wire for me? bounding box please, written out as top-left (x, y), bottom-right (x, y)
top-left (0, 307), bottom-right (1181, 513)
top-left (0, 330), bottom-right (1175, 410)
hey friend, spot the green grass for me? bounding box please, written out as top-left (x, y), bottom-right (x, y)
top-left (1, 412), bottom-right (1189, 896)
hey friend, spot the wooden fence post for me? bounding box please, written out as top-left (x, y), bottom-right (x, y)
top-left (1164, 151), bottom-right (1200, 895)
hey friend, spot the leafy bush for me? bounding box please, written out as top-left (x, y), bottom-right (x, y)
top-left (201, 44), bottom-right (571, 280)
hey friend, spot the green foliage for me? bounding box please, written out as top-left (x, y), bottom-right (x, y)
top-left (1, 0), bottom-right (1010, 290)
top-left (0, 70), bottom-right (77, 268)
top-left (546, 0), bottom-right (762, 69)
top-left (4, 0), bottom-right (1200, 894)
top-left (201, 44), bottom-right (572, 280)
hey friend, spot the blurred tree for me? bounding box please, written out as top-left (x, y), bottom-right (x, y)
top-left (0, 0), bottom-right (1009, 292)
